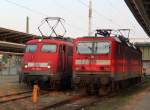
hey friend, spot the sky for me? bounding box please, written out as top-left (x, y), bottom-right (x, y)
top-left (0, 0), bottom-right (149, 39)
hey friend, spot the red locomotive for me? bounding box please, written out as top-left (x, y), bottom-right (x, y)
top-left (20, 17), bottom-right (73, 89)
top-left (72, 29), bottom-right (142, 94)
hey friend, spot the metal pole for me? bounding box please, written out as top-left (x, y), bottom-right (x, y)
top-left (88, 0), bottom-right (92, 36)
top-left (26, 16), bottom-right (29, 34)
top-left (8, 56), bottom-right (11, 75)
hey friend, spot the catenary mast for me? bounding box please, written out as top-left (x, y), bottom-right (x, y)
top-left (88, 0), bottom-right (92, 36)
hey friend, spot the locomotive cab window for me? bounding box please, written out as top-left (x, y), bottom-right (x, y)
top-left (76, 41), bottom-right (110, 54)
top-left (26, 44), bottom-right (37, 53)
top-left (96, 42), bottom-right (110, 54)
top-left (41, 44), bottom-right (57, 53)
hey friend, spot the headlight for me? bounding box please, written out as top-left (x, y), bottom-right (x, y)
top-left (24, 65), bottom-right (28, 68)
top-left (47, 65), bottom-right (51, 68)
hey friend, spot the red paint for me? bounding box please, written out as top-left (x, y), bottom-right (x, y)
top-left (21, 38), bottom-right (73, 84)
top-left (73, 36), bottom-right (142, 80)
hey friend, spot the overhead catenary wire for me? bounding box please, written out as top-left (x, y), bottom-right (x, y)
top-left (3, 0), bottom-right (146, 38)
top-left (107, 0), bottom-right (136, 33)
top-left (51, 0), bottom-right (87, 33)
top-left (4, 0), bottom-right (47, 16)
top-left (5, 0), bottom-right (118, 32)
top-left (76, 0), bottom-right (122, 28)
top-left (76, 0), bottom-right (146, 39)
top-left (3, 0), bottom-right (87, 35)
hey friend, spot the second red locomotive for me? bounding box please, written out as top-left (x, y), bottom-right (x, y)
top-left (72, 29), bottom-right (142, 94)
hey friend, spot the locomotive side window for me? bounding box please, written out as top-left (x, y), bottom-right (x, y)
top-left (76, 41), bottom-right (110, 54)
top-left (26, 44), bottom-right (37, 53)
top-left (41, 44), bottom-right (57, 53)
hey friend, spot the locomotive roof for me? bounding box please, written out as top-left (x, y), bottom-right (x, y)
top-left (74, 36), bottom-right (121, 42)
top-left (26, 38), bottom-right (73, 46)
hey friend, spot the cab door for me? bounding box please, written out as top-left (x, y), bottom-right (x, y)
top-left (59, 44), bottom-right (67, 72)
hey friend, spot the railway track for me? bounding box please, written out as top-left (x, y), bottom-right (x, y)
top-left (0, 90), bottom-right (48, 104)
top-left (38, 95), bottom-right (108, 110)
top-left (0, 90), bottom-right (32, 104)
top-left (38, 94), bottom-right (86, 110)
top-left (0, 91), bottom-right (32, 99)
top-left (38, 91), bottom-right (117, 110)
top-left (0, 85), bottom-right (132, 110)
top-left (50, 96), bottom-right (100, 110)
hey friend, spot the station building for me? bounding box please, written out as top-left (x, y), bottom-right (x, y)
top-left (0, 27), bottom-right (36, 75)
top-left (135, 42), bottom-right (150, 75)
top-left (125, 0), bottom-right (150, 75)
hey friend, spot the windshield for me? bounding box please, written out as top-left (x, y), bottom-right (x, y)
top-left (41, 44), bottom-right (57, 53)
top-left (76, 41), bottom-right (110, 54)
top-left (26, 44), bottom-right (37, 53)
